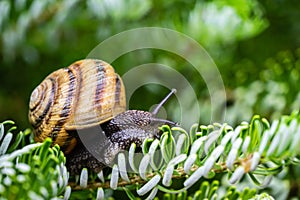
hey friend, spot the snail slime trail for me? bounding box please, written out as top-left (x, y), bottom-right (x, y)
top-left (28, 59), bottom-right (177, 174)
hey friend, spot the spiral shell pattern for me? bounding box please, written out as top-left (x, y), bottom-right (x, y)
top-left (28, 59), bottom-right (126, 154)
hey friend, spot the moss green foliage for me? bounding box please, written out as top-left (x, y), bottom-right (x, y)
top-left (1, 110), bottom-right (300, 199)
top-left (0, 121), bottom-right (68, 199)
top-left (225, 49), bottom-right (300, 124)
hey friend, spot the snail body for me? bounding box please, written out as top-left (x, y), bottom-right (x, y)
top-left (29, 59), bottom-right (175, 174)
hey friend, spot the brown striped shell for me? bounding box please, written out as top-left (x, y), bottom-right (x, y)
top-left (28, 59), bottom-right (126, 154)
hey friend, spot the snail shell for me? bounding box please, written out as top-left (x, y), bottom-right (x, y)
top-left (28, 59), bottom-right (126, 154)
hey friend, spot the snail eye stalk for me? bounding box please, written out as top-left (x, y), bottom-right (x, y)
top-left (151, 88), bottom-right (177, 116)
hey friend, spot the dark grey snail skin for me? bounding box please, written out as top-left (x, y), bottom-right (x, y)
top-left (66, 110), bottom-right (176, 175)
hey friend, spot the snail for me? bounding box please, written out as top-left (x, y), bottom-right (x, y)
top-left (28, 59), bottom-right (176, 174)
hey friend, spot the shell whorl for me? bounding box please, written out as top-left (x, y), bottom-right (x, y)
top-left (28, 59), bottom-right (126, 154)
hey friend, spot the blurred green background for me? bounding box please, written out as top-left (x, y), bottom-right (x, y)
top-left (0, 0), bottom-right (300, 130)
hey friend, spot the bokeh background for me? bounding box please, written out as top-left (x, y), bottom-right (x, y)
top-left (0, 0), bottom-right (300, 130)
